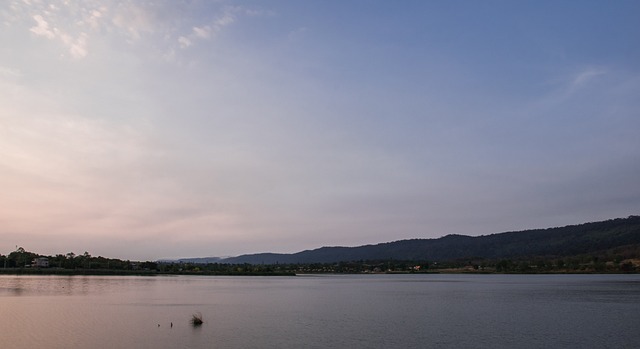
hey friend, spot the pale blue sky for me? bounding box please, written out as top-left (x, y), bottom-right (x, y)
top-left (1, 1), bottom-right (639, 260)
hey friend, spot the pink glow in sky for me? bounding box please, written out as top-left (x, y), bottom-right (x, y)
top-left (2, 1), bottom-right (639, 260)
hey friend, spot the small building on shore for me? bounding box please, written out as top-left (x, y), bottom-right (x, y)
top-left (32, 257), bottom-right (49, 268)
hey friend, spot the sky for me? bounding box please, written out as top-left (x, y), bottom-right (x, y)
top-left (1, 0), bottom-right (639, 261)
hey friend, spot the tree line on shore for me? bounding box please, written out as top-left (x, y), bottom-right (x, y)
top-left (0, 247), bottom-right (157, 271)
top-left (1, 245), bottom-right (637, 275)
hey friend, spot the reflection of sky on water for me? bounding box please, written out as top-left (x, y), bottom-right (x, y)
top-left (0, 275), bottom-right (162, 297)
top-left (0, 274), bottom-right (639, 348)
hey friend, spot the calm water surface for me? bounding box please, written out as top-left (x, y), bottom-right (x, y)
top-left (0, 274), bottom-right (638, 348)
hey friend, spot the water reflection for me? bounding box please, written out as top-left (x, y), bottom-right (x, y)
top-left (0, 276), bottom-right (25, 295)
top-left (0, 275), bottom-right (165, 297)
top-left (0, 274), bottom-right (638, 349)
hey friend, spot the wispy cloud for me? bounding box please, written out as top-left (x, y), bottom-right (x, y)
top-left (23, 4), bottom-right (92, 59)
top-left (193, 25), bottom-right (212, 39)
top-left (533, 66), bottom-right (611, 109)
top-left (111, 2), bottom-right (156, 41)
top-left (29, 14), bottom-right (54, 38)
top-left (570, 66), bottom-right (607, 90)
top-left (288, 27), bottom-right (308, 42)
top-left (0, 66), bottom-right (21, 78)
top-left (176, 8), bottom-right (238, 50)
top-left (6, 1), bottom-right (255, 60)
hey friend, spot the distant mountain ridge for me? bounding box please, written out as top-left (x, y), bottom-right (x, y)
top-left (213, 216), bottom-right (640, 264)
top-left (174, 257), bottom-right (222, 264)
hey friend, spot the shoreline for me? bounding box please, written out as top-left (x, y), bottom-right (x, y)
top-left (0, 268), bottom-right (296, 277)
top-left (0, 268), bottom-right (635, 276)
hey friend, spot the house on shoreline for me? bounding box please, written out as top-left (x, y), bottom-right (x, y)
top-left (32, 257), bottom-right (49, 268)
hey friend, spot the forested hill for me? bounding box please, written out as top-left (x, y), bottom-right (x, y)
top-left (219, 216), bottom-right (640, 264)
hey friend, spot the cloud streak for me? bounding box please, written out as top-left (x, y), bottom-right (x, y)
top-left (9, 1), bottom-right (255, 60)
top-left (29, 14), bottom-right (54, 38)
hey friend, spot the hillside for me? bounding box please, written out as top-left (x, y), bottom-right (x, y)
top-left (219, 216), bottom-right (640, 264)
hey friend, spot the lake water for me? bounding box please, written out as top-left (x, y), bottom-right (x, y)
top-left (0, 274), bottom-right (638, 348)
